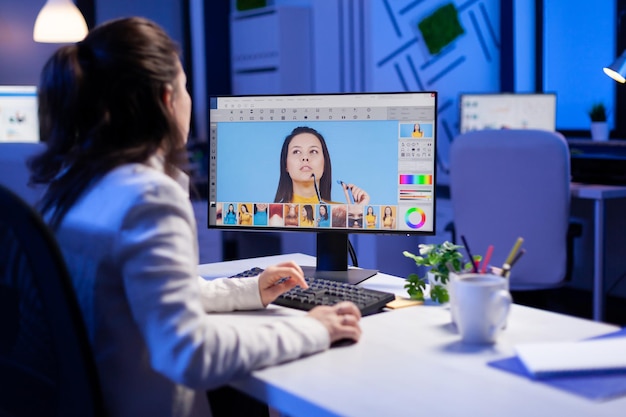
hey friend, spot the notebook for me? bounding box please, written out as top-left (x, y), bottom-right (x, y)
top-left (515, 337), bottom-right (626, 378)
top-left (488, 328), bottom-right (626, 402)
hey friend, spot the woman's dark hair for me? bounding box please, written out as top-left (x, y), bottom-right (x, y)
top-left (383, 206), bottom-right (393, 220)
top-left (318, 203), bottom-right (328, 220)
top-left (29, 17), bottom-right (185, 229)
top-left (273, 126), bottom-right (332, 203)
top-left (303, 204), bottom-right (314, 223)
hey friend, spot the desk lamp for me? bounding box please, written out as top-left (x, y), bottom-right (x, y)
top-left (33, 0), bottom-right (88, 43)
top-left (604, 51), bottom-right (626, 83)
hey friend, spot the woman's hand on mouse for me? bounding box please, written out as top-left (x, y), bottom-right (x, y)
top-left (307, 301), bottom-right (362, 345)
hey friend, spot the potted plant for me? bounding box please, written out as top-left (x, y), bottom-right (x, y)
top-left (588, 102), bottom-right (609, 141)
top-left (402, 241), bottom-right (480, 303)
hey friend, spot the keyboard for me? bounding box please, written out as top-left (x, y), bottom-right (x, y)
top-left (229, 267), bottom-right (396, 316)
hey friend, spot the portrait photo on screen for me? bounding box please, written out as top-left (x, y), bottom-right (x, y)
top-left (399, 122), bottom-right (433, 138)
top-left (215, 121), bottom-right (398, 206)
top-left (269, 203), bottom-right (284, 227)
top-left (222, 203), bottom-right (238, 225)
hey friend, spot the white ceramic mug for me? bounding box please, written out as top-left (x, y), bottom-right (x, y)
top-left (450, 274), bottom-right (511, 344)
top-left (449, 272), bottom-right (509, 329)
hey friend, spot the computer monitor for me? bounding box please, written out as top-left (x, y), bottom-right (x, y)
top-left (208, 92), bottom-right (438, 283)
top-left (0, 86), bottom-right (39, 143)
top-left (459, 93), bottom-right (556, 133)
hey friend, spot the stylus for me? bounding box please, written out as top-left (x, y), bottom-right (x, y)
top-left (311, 173), bottom-right (323, 203)
top-left (337, 180), bottom-right (355, 204)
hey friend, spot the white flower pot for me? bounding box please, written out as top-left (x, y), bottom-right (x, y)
top-left (591, 122), bottom-right (609, 141)
top-left (427, 271), bottom-right (449, 305)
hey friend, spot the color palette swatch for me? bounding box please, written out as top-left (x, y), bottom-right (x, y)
top-left (399, 174), bottom-right (433, 185)
top-left (405, 207), bottom-right (426, 229)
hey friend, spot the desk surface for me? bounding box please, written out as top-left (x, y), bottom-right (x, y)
top-left (198, 254), bottom-right (625, 417)
top-left (570, 182), bottom-right (626, 199)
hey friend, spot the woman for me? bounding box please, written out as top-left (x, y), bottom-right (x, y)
top-left (29, 17), bottom-right (361, 417)
top-left (316, 203), bottom-right (330, 227)
top-left (253, 202), bottom-right (268, 225)
top-left (412, 123), bottom-right (424, 138)
top-left (223, 203), bottom-right (237, 224)
top-left (273, 126), bottom-right (369, 205)
top-left (238, 203), bottom-right (252, 225)
top-left (382, 206), bottom-right (396, 229)
top-left (365, 205), bottom-right (377, 229)
top-left (300, 204), bottom-right (315, 227)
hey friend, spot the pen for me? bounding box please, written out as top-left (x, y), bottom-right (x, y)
top-left (501, 249), bottom-right (526, 278)
top-left (337, 180), bottom-right (355, 204)
top-left (480, 245), bottom-right (494, 274)
top-left (461, 235), bottom-right (478, 273)
top-left (504, 237), bottom-right (524, 266)
top-left (509, 248), bottom-right (526, 268)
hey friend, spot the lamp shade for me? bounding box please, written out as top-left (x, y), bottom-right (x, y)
top-left (603, 50), bottom-right (626, 83)
top-left (33, 0), bottom-right (88, 43)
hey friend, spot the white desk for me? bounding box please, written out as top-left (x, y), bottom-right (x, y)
top-left (199, 253), bottom-right (625, 417)
top-left (570, 183), bottom-right (626, 321)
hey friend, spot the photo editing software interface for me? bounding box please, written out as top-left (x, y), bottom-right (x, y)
top-left (208, 92), bottom-right (438, 235)
top-left (459, 93), bottom-right (556, 133)
top-left (0, 86), bottom-right (39, 143)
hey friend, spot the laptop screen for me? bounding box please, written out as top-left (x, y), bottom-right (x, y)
top-left (459, 93), bottom-right (556, 133)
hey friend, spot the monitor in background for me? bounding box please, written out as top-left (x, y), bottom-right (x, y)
top-left (459, 93), bottom-right (556, 133)
top-left (208, 92), bottom-right (438, 284)
top-left (0, 86), bottom-right (39, 143)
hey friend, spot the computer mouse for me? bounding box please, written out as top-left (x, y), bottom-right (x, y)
top-left (330, 338), bottom-right (356, 348)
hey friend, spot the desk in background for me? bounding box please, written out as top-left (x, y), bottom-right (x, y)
top-left (199, 254), bottom-right (625, 417)
top-left (571, 183), bottom-right (626, 321)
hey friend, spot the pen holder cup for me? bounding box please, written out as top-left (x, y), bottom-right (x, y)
top-left (449, 272), bottom-right (510, 336)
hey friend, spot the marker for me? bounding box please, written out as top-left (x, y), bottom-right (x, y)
top-left (337, 180), bottom-right (355, 204)
top-left (480, 245), bottom-right (494, 274)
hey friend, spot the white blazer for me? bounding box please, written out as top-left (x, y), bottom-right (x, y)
top-left (53, 159), bottom-right (329, 417)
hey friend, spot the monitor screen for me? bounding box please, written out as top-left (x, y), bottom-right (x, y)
top-left (459, 93), bottom-right (556, 133)
top-left (0, 86), bottom-right (39, 143)
top-left (208, 92), bottom-right (438, 282)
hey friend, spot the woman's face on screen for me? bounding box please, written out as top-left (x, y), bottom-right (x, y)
top-left (286, 132), bottom-right (324, 184)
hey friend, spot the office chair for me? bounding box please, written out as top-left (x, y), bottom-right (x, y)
top-left (0, 142), bottom-right (46, 206)
top-left (0, 185), bottom-right (105, 416)
top-left (449, 129), bottom-right (579, 291)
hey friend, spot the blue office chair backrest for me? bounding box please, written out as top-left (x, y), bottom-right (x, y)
top-left (0, 184), bottom-right (105, 416)
top-left (449, 129), bottom-right (571, 290)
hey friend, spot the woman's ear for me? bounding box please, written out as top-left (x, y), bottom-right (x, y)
top-left (162, 84), bottom-right (174, 112)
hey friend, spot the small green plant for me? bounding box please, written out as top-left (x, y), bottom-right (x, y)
top-left (588, 102), bottom-right (607, 122)
top-left (403, 241), bottom-right (480, 304)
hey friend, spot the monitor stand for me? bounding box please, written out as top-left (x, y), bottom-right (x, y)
top-left (300, 232), bottom-right (378, 285)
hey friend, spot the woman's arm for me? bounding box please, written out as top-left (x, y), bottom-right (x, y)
top-left (117, 180), bottom-right (330, 389)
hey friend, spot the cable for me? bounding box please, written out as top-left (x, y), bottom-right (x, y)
top-left (347, 237), bottom-right (358, 267)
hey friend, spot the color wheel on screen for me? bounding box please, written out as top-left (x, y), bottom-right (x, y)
top-left (405, 207), bottom-right (426, 229)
